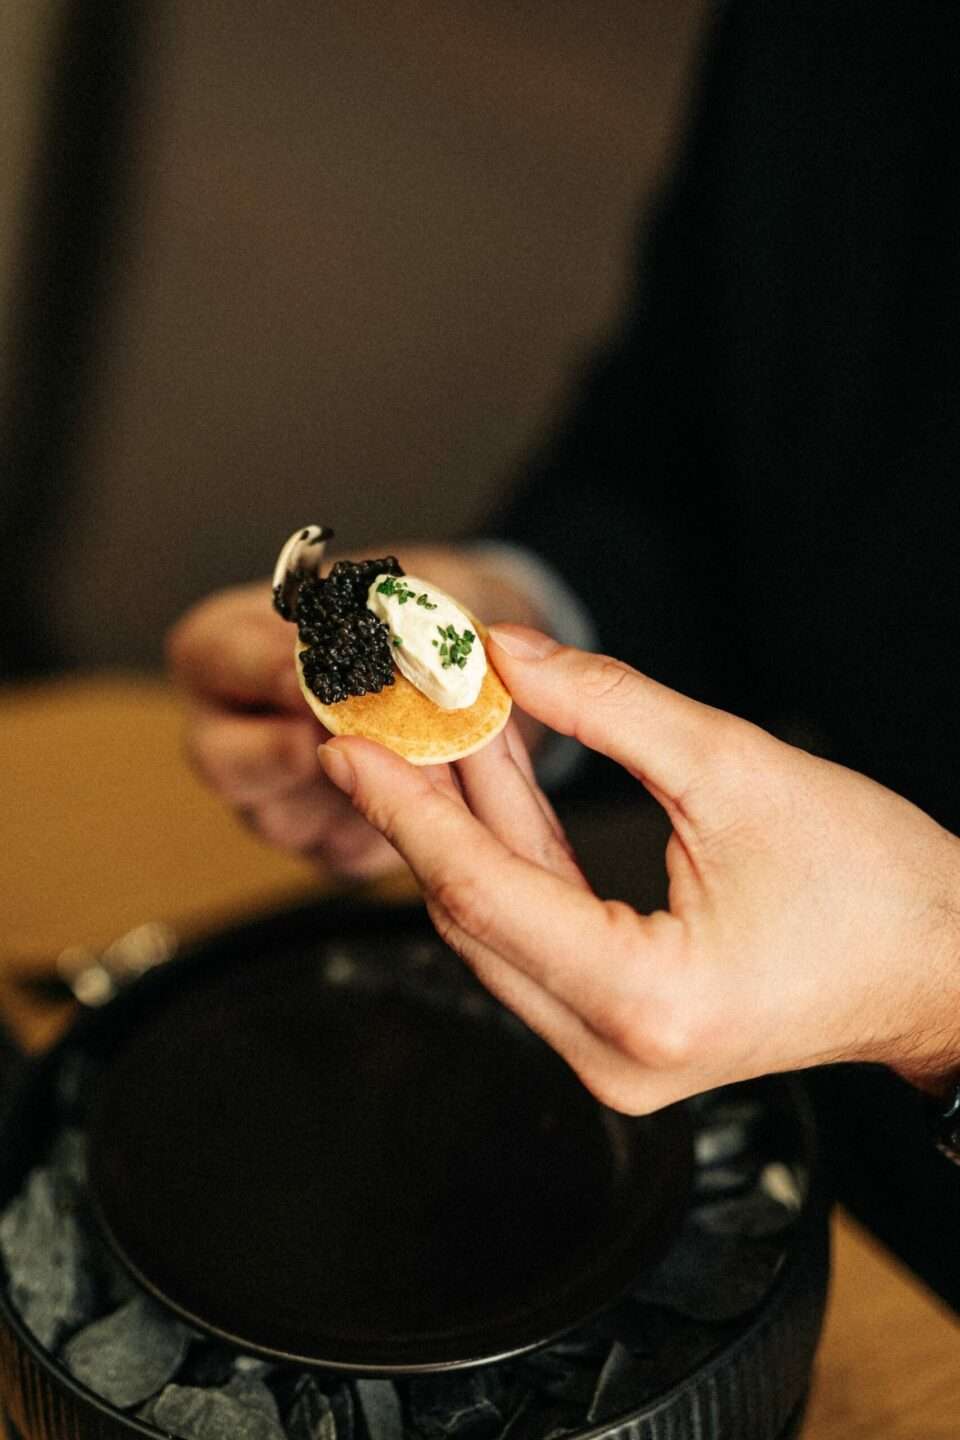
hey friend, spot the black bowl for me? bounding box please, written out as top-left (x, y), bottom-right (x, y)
top-left (0, 899), bottom-right (829, 1440)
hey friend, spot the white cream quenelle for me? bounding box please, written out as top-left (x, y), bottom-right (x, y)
top-left (366, 574), bottom-right (487, 711)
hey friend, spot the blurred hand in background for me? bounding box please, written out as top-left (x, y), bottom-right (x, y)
top-left (165, 544), bottom-right (547, 877)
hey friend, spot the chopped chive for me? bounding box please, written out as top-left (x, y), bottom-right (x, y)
top-left (436, 621), bottom-right (477, 668)
top-left (379, 576), bottom-right (419, 604)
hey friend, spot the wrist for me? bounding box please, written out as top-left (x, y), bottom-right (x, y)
top-left (929, 1081), bottom-right (960, 1165)
top-left (892, 834), bottom-right (960, 1094)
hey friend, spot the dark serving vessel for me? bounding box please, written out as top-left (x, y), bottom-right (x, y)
top-left (0, 899), bottom-right (829, 1440)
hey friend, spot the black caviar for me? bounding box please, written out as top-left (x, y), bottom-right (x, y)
top-left (283, 557), bottom-right (404, 705)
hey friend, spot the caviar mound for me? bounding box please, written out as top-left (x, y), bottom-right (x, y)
top-left (295, 558), bottom-right (403, 705)
top-left (295, 618), bottom-right (512, 765)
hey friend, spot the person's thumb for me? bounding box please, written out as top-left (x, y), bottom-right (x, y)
top-left (487, 624), bottom-right (749, 805)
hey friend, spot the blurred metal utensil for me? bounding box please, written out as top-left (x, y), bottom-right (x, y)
top-left (8, 921), bottom-right (178, 1006)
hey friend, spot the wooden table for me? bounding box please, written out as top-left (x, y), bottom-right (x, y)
top-left (1, 675), bottom-right (956, 1436)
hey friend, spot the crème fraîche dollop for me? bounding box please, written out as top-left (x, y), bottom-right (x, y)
top-left (366, 573), bottom-right (486, 710)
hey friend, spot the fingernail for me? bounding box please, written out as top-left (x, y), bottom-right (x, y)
top-left (317, 743), bottom-right (355, 796)
top-left (488, 624), bottom-right (559, 660)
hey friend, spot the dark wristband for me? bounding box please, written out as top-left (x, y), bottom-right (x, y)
top-left (928, 1079), bottom-right (960, 1165)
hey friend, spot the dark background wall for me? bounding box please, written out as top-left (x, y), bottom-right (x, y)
top-left (3, 0), bottom-right (709, 670)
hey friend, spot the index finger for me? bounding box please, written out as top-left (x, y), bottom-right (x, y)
top-left (318, 736), bottom-right (669, 1020)
top-left (487, 626), bottom-right (763, 811)
top-left (454, 724), bottom-right (586, 887)
top-left (166, 581), bottom-right (304, 712)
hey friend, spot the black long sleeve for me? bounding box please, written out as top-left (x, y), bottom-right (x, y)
top-left (484, 3), bottom-right (744, 714)
top-left (485, 0), bottom-right (960, 1308)
top-left (485, 0), bottom-right (960, 831)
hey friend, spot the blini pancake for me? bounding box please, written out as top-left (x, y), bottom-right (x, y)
top-left (296, 621), bottom-right (512, 764)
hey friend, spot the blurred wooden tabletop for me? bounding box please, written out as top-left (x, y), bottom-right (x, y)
top-left (1, 674), bottom-right (956, 1436)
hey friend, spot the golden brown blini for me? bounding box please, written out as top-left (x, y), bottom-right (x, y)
top-left (296, 617), bottom-right (512, 765)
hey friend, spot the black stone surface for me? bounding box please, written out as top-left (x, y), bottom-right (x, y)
top-left (286, 1377), bottom-right (355, 1440)
top-left (0, 1165), bottom-right (98, 1350)
top-left (355, 1379), bottom-right (403, 1440)
top-left (148, 1382), bottom-right (286, 1439)
top-left (61, 1294), bottom-right (192, 1408)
